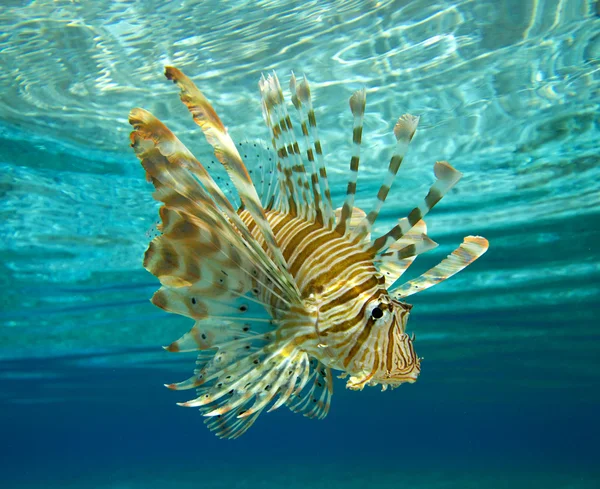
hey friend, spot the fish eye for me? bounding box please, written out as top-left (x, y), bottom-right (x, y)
top-left (372, 307), bottom-right (383, 320)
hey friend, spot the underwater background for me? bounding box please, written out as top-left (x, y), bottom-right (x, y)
top-left (1, 0), bottom-right (599, 488)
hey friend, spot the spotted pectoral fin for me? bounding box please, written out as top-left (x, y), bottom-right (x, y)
top-left (151, 285), bottom-right (268, 321)
top-left (171, 340), bottom-right (311, 439)
top-left (164, 67), bottom-right (300, 300)
top-left (286, 358), bottom-right (333, 420)
top-left (130, 107), bottom-right (302, 306)
top-left (391, 236), bottom-right (489, 298)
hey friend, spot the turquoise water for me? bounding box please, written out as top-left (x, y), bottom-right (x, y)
top-left (1, 0), bottom-right (599, 487)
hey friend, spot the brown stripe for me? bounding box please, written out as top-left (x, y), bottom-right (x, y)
top-left (315, 141), bottom-right (323, 155)
top-left (424, 187), bottom-right (443, 209)
top-left (366, 210), bottom-right (377, 225)
top-left (286, 223), bottom-right (326, 274)
top-left (385, 323), bottom-right (395, 373)
top-left (270, 212), bottom-right (295, 236)
top-left (350, 156), bottom-right (359, 172)
top-left (397, 244), bottom-right (416, 260)
top-left (326, 301), bottom-right (369, 334)
top-left (353, 127), bottom-right (363, 144)
top-left (309, 249), bottom-right (376, 293)
top-left (320, 275), bottom-right (379, 313)
top-left (389, 155), bottom-right (403, 174)
top-left (377, 185), bottom-right (390, 202)
top-left (407, 208), bottom-right (422, 226)
top-left (240, 211), bottom-right (258, 234)
top-left (343, 318), bottom-right (374, 368)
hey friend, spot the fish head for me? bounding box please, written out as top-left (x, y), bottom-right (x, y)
top-left (370, 299), bottom-right (421, 387)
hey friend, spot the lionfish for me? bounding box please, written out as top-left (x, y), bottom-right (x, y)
top-left (128, 66), bottom-right (488, 439)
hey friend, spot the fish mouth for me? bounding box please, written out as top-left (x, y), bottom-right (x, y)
top-left (403, 365), bottom-right (421, 383)
top-left (379, 368), bottom-right (420, 386)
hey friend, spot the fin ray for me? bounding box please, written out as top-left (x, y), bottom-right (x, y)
top-left (391, 236), bottom-right (489, 298)
top-left (370, 160), bottom-right (463, 253)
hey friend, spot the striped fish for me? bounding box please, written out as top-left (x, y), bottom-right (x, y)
top-left (128, 67), bottom-right (489, 439)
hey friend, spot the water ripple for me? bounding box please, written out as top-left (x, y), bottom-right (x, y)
top-left (1, 0), bottom-right (599, 371)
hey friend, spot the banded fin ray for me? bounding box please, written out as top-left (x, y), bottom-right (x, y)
top-left (374, 220), bottom-right (436, 288)
top-left (291, 74), bottom-right (335, 227)
top-left (289, 73), bottom-right (328, 226)
top-left (370, 160), bottom-right (463, 253)
top-left (336, 88), bottom-right (366, 235)
top-left (351, 113), bottom-right (420, 242)
top-left (392, 236), bottom-right (489, 298)
top-left (164, 66), bottom-right (300, 298)
top-left (260, 72), bottom-right (313, 220)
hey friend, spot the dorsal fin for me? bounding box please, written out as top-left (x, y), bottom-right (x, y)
top-left (351, 113), bottom-right (420, 242)
top-left (293, 74), bottom-right (335, 228)
top-left (289, 73), bottom-right (328, 226)
top-left (374, 219), bottom-right (435, 288)
top-left (335, 88), bottom-right (366, 235)
top-left (259, 73), bottom-right (313, 219)
top-left (370, 160), bottom-right (463, 254)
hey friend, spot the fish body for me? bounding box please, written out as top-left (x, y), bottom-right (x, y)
top-left (129, 67), bottom-right (489, 438)
top-left (237, 208), bottom-right (417, 388)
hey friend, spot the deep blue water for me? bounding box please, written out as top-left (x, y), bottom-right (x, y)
top-left (1, 0), bottom-right (599, 488)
